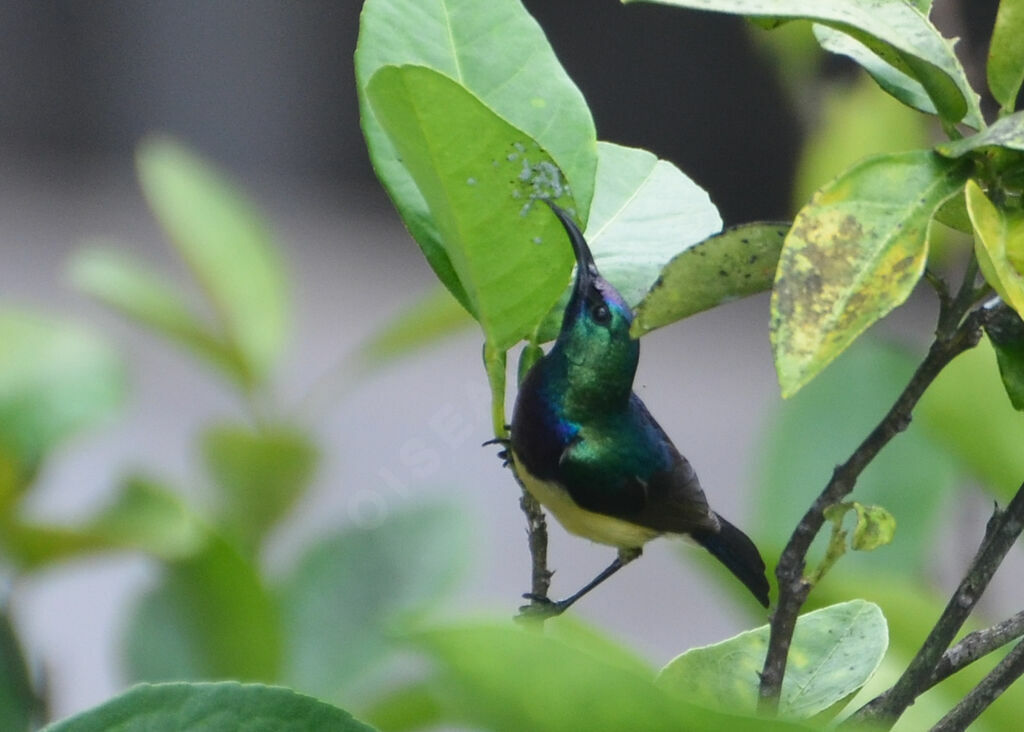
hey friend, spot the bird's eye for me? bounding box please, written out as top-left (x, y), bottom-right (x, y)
top-left (592, 304), bottom-right (611, 324)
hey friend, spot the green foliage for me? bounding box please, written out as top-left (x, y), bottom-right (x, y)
top-left (0, 609), bottom-right (39, 732)
top-left (988, 0), bottom-right (1024, 113)
top-left (41, 682), bottom-right (376, 732)
top-left (657, 600), bottom-right (887, 720)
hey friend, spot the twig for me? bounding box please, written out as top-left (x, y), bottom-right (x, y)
top-left (848, 481), bottom-right (1024, 726)
top-left (930, 638), bottom-right (1024, 732)
top-left (758, 303), bottom-right (988, 711)
top-left (519, 483), bottom-right (552, 602)
top-left (930, 608), bottom-right (1024, 688)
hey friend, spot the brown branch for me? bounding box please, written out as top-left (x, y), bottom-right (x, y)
top-left (930, 609), bottom-right (1024, 688)
top-left (758, 305), bottom-right (987, 711)
top-left (848, 481), bottom-right (1024, 726)
top-left (930, 638), bottom-right (1024, 732)
top-left (519, 485), bottom-right (552, 601)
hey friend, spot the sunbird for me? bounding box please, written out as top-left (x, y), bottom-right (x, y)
top-left (507, 202), bottom-right (770, 614)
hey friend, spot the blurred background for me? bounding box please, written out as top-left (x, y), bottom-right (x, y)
top-left (0, 0), bottom-right (1013, 726)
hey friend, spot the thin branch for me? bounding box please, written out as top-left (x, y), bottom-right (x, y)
top-left (849, 481), bottom-right (1024, 726)
top-left (519, 484), bottom-right (552, 602)
top-left (758, 304), bottom-right (988, 711)
top-left (931, 638), bottom-right (1024, 732)
top-left (930, 609), bottom-right (1024, 688)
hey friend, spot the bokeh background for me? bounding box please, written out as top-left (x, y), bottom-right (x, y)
top-left (0, 0), bottom-right (1007, 722)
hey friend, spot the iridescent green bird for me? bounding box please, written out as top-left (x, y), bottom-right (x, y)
top-left (508, 202), bottom-right (769, 615)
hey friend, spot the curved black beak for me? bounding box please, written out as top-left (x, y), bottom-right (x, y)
top-left (544, 201), bottom-right (597, 298)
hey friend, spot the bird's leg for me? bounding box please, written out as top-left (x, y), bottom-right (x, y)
top-left (482, 434), bottom-right (512, 466)
top-left (519, 547), bottom-right (641, 619)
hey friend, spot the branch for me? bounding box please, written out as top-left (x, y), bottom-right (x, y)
top-left (758, 305), bottom-right (987, 710)
top-left (930, 608), bottom-right (1024, 688)
top-left (848, 481), bottom-right (1024, 725)
top-left (519, 480), bottom-right (552, 602)
top-left (931, 638), bottom-right (1024, 732)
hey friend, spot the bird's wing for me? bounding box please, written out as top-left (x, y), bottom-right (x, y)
top-left (558, 438), bottom-right (719, 535)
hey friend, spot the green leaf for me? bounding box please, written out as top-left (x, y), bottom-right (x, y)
top-left (123, 533), bottom-right (282, 682)
top-left (849, 503), bottom-right (897, 551)
top-left (631, 222), bottom-right (787, 336)
top-left (936, 111), bottom-right (1024, 158)
top-left (201, 424), bottom-right (318, 551)
top-left (770, 151), bottom-right (967, 397)
top-left (627, 0), bottom-right (982, 128)
top-left (755, 338), bottom-right (958, 575)
top-left (918, 336), bottom-right (1024, 500)
top-left (964, 179), bottom-right (1024, 316)
top-left (1, 477), bottom-right (206, 569)
top-left (366, 64), bottom-right (577, 350)
top-left (354, 286), bottom-right (474, 369)
top-left (42, 682), bottom-right (376, 732)
top-left (355, 0), bottom-right (597, 310)
top-left (0, 608), bottom-right (40, 732)
top-left (0, 310), bottom-right (123, 491)
top-left (534, 141), bottom-right (723, 341)
top-left (989, 0), bottom-right (1024, 112)
top-left (656, 600), bottom-right (888, 720)
top-left (813, 26), bottom-right (936, 118)
top-left (413, 621), bottom-right (807, 732)
top-left (69, 247), bottom-right (246, 384)
top-left (278, 502), bottom-right (473, 700)
top-left (985, 304), bottom-right (1024, 411)
top-left (136, 137), bottom-right (288, 388)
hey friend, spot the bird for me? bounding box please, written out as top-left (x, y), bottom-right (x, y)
top-left (506, 201), bottom-right (770, 615)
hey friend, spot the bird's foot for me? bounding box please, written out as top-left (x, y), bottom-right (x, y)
top-left (482, 436), bottom-right (512, 467)
top-left (515, 593), bottom-right (569, 621)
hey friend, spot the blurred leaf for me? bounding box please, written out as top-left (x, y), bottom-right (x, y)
top-left (934, 187), bottom-right (971, 233)
top-left (0, 608), bottom-right (40, 732)
top-left (965, 179), bottom-right (1024, 316)
top-left (1, 477), bottom-right (205, 569)
top-left (657, 600), bottom-right (887, 720)
top-left (355, 0), bottom-right (597, 310)
top-left (362, 682), bottom-right (442, 732)
top-left (277, 502), bottom-right (472, 700)
top-left (631, 222), bottom-right (788, 337)
top-left (988, 0), bottom-right (1024, 112)
top-left (813, 27), bottom-right (936, 119)
top-left (755, 338), bottom-right (958, 574)
top-left (412, 621), bottom-right (808, 732)
top-left (628, 0), bottom-right (982, 128)
top-left (538, 141), bottom-right (722, 341)
top-left (123, 533), bottom-right (282, 682)
top-left (70, 247), bottom-right (246, 384)
top-left (543, 614), bottom-right (656, 679)
top-left (355, 286), bottom-right (473, 369)
top-left (136, 137), bottom-right (288, 389)
top-left (366, 64), bottom-right (577, 350)
top-left (985, 304), bottom-right (1024, 411)
top-left (0, 310), bottom-right (123, 493)
top-left (918, 336), bottom-right (1024, 499)
top-left (202, 424), bottom-right (317, 551)
top-left (791, 73), bottom-right (930, 209)
top-left (41, 682), bottom-right (375, 732)
top-left (936, 111), bottom-right (1024, 158)
top-left (770, 151), bottom-right (967, 397)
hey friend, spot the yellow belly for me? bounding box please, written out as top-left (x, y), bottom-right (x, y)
top-left (513, 453), bottom-right (659, 549)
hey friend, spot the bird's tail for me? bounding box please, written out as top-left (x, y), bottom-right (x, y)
top-left (692, 514), bottom-right (770, 607)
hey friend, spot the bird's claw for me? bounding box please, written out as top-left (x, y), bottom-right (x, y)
top-left (515, 593), bottom-right (568, 621)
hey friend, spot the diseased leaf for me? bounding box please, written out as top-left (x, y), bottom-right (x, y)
top-left (632, 222), bottom-right (787, 336)
top-left (537, 141), bottom-right (723, 341)
top-left (366, 64), bottom-right (577, 350)
top-left (770, 151), bottom-right (967, 397)
top-left (136, 138), bottom-right (288, 389)
top-left (41, 682), bottom-right (375, 732)
top-left (627, 0), bottom-right (982, 128)
top-left (355, 0), bottom-right (597, 310)
top-left (656, 600), bottom-right (888, 721)
top-left (988, 0), bottom-right (1024, 112)
top-left (964, 179), bottom-right (1024, 316)
top-left (70, 248), bottom-right (246, 384)
top-left (936, 111), bottom-right (1024, 158)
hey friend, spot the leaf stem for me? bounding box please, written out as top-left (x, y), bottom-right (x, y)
top-left (847, 481), bottom-right (1024, 726)
top-left (758, 304), bottom-right (987, 711)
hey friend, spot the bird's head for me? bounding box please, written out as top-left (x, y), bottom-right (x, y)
top-left (545, 202), bottom-right (638, 406)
